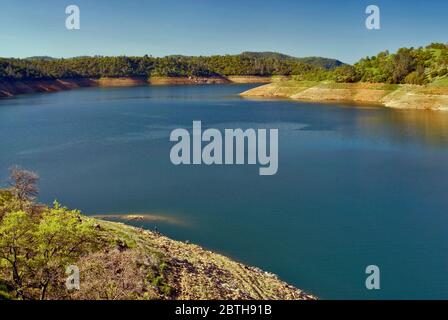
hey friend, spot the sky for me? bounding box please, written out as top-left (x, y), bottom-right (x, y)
top-left (0, 0), bottom-right (447, 64)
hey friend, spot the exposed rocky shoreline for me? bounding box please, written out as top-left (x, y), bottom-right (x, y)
top-left (98, 220), bottom-right (317, 300)
top-left (0, 76), bottom-right (272, 98)
top-left (240, 81), bottom-right (448, 111)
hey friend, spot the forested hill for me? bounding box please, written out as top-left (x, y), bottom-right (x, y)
top-left (240, 52), bottom-right (345, 69)
top-left (246, 43), bottom-right (448, 85)
top-left (0, 52), bottom-right (340, 81)
top-left (1, 44), bottom-right (446, 85)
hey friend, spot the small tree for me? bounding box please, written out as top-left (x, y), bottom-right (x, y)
top-left (0, 200), bottom-right (99, 299)
top-left (0, 189), bottom-right (16, 220)
top-left (32, 202), bottom-right (98, 300)
top-left (0, 210), bottom-right (36, 299)
top-left (8, 166), bottom-right (39, 203)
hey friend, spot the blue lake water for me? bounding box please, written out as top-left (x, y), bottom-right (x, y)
top-left (1, 84), bottom-right (448, 299)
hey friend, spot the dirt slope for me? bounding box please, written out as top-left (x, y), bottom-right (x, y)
top-left (98, 220), bottom-right (316, 300)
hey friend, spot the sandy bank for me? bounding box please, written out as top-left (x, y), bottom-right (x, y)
top-left (241, 81), bottom-right (448, 111)
top-left (93, 213), bottom-right (186, 226)
top-left (0, 77), bottom-right (149, 97)
top-left (148, 76), bottom-right (230, 85)
top-left (226, 76), bottom-right (272, 83)
top-left (97, 77), bottom-right (148, 87)
top-left (0, 78), bottom-right (98, 98)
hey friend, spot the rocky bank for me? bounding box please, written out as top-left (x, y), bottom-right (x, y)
top-left (241, 81), bottom-right (448, 111)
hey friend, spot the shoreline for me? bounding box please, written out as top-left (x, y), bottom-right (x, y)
top-left (240, 81), bottom-right (448, 111)
top-left (99, 219), bottom-right (317, 300)
top-left (4, 76), bottom-right (447, 111)
top-left (0, 183), bottom-right (316, 300)
top-left (0, 76), bottom-right (272, 99)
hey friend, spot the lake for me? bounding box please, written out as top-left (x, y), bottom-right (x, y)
top-left (1, 84), bottom-right (448, 299)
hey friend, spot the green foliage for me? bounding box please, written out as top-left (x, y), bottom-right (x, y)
top-left (0, 282), bottom-right (13, 300)
top-left (354, 43), bottom-right (448, 84)
top-left (430, 77), bottom-right (448, 87)
top-left (240, 52), bottom-right (344, 69)
top-left (0, 189), bottom-right (14, 219)
top-left (297, 56), bottom-right (345, 70)
top-left (332, 65), bottom-right (357, 83)
top-left (0, 196), bottom-right (99, 299)
top-left (0, 168), bottom-right (169, 300)
top-left (0, 44), bottom-right (447, 85)
top-left (151, 275), bottom-right (172, 296)
top-left (0, 53), bottom-right (334, 80)
top-left (0, 210), bottom-right (36, 298)
top-left (32, 201), bottom-right (98, 296)
top-left (404, 71), bottom-right (426, 85)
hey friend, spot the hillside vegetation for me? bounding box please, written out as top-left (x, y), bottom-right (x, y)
top-left (239, 52), bottom-right (345, 69)
top-left (0, 168), bottom-right (315, 300)
top-left (2, 43), bottom-right (446, 86)
top-left (242, 43), bottom-right (448, 110)
top-left (275, 43), bottom-right (448, 85)
top-left (0, 52), bottom-right (342, 81)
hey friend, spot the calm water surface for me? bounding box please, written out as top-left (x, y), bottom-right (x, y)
top-left (1, 84), bottom-right (448, 299)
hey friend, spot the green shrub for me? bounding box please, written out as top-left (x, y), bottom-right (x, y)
top-left (404, 71), bottom-right (426, 85)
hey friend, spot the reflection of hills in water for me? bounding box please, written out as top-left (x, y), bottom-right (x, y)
top-left (356, 109), bottom-right (448, 147)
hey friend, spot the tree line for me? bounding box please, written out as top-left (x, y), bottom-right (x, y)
top-left (298, 42), bottom-right (448, 84)
top-left (1, 44), bottom-right (446, 84)
top-left (0, 54), bottom-right (321, 80)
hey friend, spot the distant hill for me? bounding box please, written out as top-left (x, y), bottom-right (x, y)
top-left (297, 57), bottom-right (345, 70)
top-left (240, 52), bottom-right (346, 70)
top-left (25, 56), bottom-right (57, 61)
top-left (23, 52), bottom-right (345, 70)
top-left (240, 51), bottom-right (297, 61)
top-left (0, 52), bottom-right (338, 80)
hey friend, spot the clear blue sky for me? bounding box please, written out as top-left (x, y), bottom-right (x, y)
top-left (0, 0), bottom-right (447, 63)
